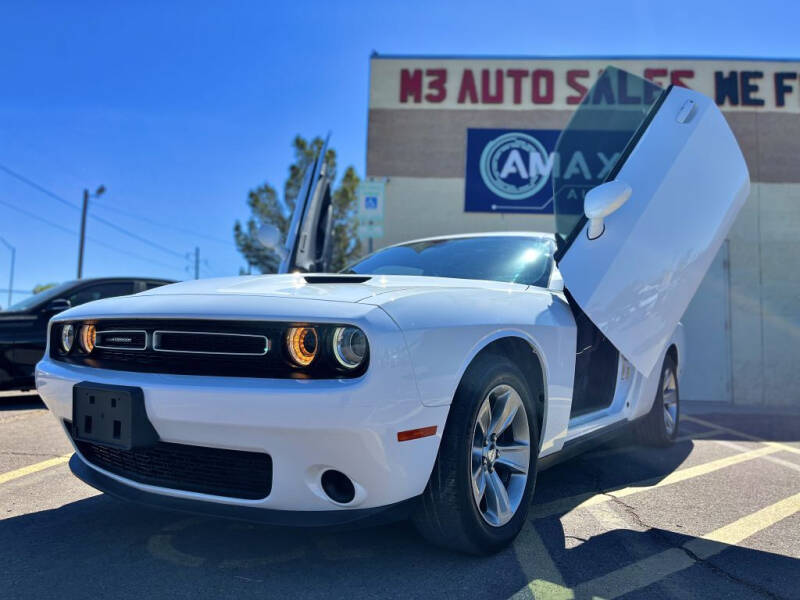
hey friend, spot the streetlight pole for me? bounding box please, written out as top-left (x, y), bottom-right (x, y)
top-left (77, 185), bottom-right (106, 278)
top-left (0, 237), bottom-right (15, 308)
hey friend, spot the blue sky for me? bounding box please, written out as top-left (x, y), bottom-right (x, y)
top-left (0, 0), bottom-right (795, 303)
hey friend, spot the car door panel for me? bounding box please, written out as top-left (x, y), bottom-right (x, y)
top-left (12, 281), bottom-right (136, 377)
top-left (556, 76), bottom-right (749, 377)
top-left (0, 314), bottom-right (37, 384)
top-left (9, 313), bottom-right (50, 378)
top-left (280, 138), bottom-right (334, 273)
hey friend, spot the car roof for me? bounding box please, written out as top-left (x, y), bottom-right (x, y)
top-left (70, 277), bottom-right (176, 284)
top-left (387, 231), bottom-right (555, 248)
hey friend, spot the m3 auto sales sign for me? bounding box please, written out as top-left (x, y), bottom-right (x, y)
top-left (367, 57), bottom-right (800, 215)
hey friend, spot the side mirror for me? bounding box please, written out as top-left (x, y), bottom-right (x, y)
top-left (45, 298), bottom-right (71, 313)
top-left (584, 180), bottom-right (632, 240)
top-left (257, 224), bottom-right (288, 260)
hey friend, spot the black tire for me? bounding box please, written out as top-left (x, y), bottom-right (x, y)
top-left (636, 354), bottom-right (680, 447)
top-left (412, 354), bottom-right (539, 555)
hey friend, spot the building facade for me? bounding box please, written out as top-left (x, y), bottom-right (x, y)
top-left (366, 55), bottom-right (800, 407)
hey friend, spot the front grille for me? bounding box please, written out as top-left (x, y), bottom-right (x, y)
top-left (153, 330), bottom-right (268, 355)
top-left (71, 429), bottom-right (272, 500)
top-left (50, 319), bottom-right (367, 379)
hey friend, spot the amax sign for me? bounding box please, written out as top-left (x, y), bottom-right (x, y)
top-left (464, 128), bottom-right (629, 214)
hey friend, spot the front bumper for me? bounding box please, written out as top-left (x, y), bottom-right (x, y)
top-left (69, 454), bottom-right (420, 527)
top-left (36, 318), bottom-right (449, 514)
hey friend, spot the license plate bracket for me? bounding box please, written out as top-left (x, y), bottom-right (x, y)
top-left (72, 382), bottom-right (159, 450)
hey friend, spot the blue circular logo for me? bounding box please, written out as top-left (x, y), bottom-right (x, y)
top-left (479, 132), bottom-right (550, 201)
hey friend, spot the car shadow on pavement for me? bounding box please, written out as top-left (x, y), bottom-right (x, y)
top-left (0, 391), bottom-right (44, 412)
top-left (3, 420), bottom-right (797, 600)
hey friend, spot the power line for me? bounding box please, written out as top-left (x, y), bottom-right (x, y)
top-left (90, 201), bottom-right (235, 246)
top-left (0, 197), bottom-right (78, 236)
top-left (85, 236), bottom-right (185, 273)
top-left (88, 212), bottom-right (186, 260)
top-left (0, 161), bottom-right (189, 261)
top-left (2, 159), bottom-right (235, 248)
top-left (0, 162), bottom-right (79, 211)
top-left (0, 162), bottom-right (237, 276)
top-left (0, 198), bottom-right (185, 273)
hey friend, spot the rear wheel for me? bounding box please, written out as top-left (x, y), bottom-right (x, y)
top-left (637, 354), bottom-right (679, 446)
top-left (412, 355), bottom-right (539, 554)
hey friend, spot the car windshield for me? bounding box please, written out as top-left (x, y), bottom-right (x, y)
top-left (343, 236), bottom-right (555, 287)
top-left (5, 280), bottom-right (77, 312)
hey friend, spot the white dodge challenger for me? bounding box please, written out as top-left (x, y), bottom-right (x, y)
top-left (36, 68), bottom-right (749, 554)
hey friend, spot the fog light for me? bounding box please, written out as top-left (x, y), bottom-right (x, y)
top-left (60, 324), bottom-right (75, 353)
top-left (321, 469), bottom-right (355, 504)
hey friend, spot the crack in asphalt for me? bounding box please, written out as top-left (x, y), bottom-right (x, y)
top-left (679, 543), bottom-right (785, 600)
top-left (575, 460), bottom-right (788, 600)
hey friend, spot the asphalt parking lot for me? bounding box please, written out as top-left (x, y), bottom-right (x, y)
top-left (1, 391), bottom-right (798, 600)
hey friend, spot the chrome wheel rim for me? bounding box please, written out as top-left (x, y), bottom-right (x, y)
top-left (662, 366), bottom-right (679, 436)
top-left (470, 384), bottom-right (530, 527)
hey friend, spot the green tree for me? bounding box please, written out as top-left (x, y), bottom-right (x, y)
top-left (234, 135), bottom-right (362, 273)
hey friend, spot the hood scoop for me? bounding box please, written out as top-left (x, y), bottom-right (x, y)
top-left (303, 275), bottom-right (372, 284)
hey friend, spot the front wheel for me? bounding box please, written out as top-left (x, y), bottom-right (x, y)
top-left (412, 355), bottom-right (539, 555)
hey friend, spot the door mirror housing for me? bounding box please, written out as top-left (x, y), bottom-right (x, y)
top-left (584, 180), bottom-right (633, 240)
top-left (45, 298), bottom-right (71, 314)
top-left (257, 224), bottom-right (288, 260)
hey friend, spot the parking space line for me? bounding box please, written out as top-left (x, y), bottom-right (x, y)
top-left (685, 491), bottom-right (800, 558)
top-left (510, 521), bottom-right (574, 599)
top-left (571, 492), bottom-right (800, 598)
top-left (0, 454), bottom-right (71, 485)
top-left (683, 415), bottom-right (800, 456)
top-left (715, 439), bottom-right (800, 474)
top-left (574, 547), bottom-right (694, 599)
top-left (677, 427), bottom-right (727, 442)
top-left (533, 445), bottom-right (780, 519)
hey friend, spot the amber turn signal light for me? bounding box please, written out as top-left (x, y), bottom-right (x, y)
top-left (397, 426), bottom-right (438, 442)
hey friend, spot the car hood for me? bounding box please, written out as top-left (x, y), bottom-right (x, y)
top-left (137, 273), bottom-right (530, 303)
top-left (50, 274), bottom-right (535, 324)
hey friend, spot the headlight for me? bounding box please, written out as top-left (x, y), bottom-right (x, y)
top-left (286, 326), bottom-right (318, 366)
top-left (80, 324), bottom-right (96, 353)
top-left (60, 324), bottom-right (75, 353)
top-left (332, 327), bottom-right (367, 369)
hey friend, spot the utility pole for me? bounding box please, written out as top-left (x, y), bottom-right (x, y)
top-left (194, 247), bottom-right (200, 280)
top-left (77, 185), bottom-right (106, 278)
top-left (0, 237), bottom-right (15, 307)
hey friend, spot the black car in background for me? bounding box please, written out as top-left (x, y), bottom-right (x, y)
top-left (0, 277), bottom-right (174, 390)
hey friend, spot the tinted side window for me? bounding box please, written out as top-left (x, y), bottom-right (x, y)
top-left (144, 281), bottom-right (168, 290)
top-left (67, 282), bottom-right (134, 307)
top-left (552, 67), bottom-right (665, 256)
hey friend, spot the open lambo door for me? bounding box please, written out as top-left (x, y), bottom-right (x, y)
top-left (553, 67), bottom-right (750, 377)
top-left (278, 137), bottom-right (335, 273)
